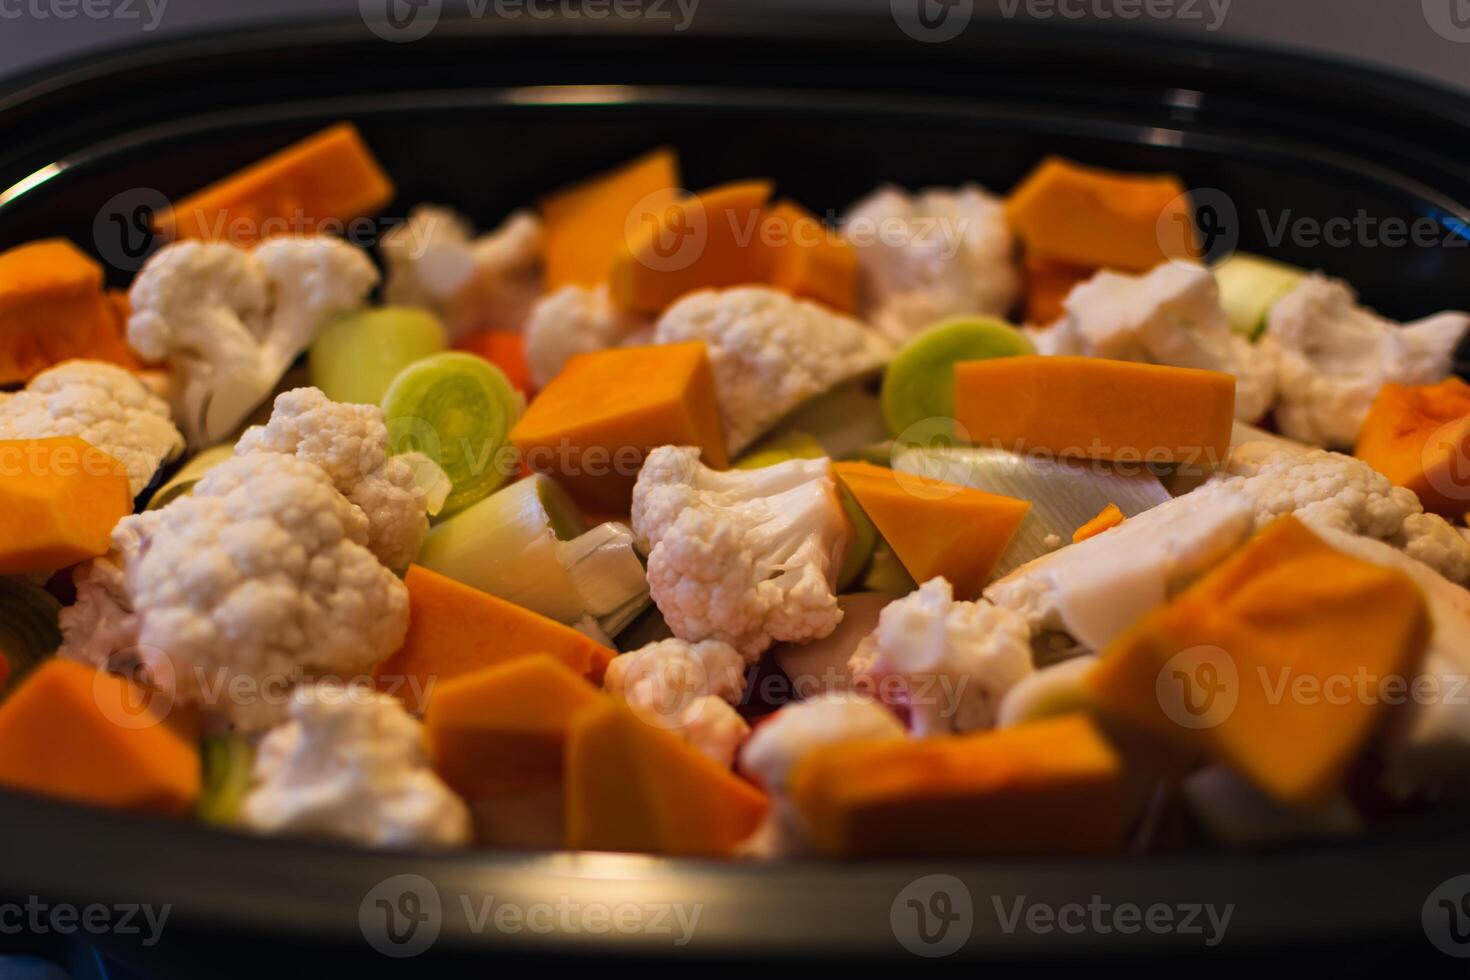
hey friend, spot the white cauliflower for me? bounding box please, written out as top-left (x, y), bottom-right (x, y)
top-left (737, 692), bottom-right (905, 857)
top-left (604, 637), bottom-right (750, 766)
top-left (1041, 261), bottom-right (1276, 422)
top-left (653, 287), bottom-right (891, 454)
top-left (848, 577), bottom-right (1034, 736)
top-left (1258, 274), bottom-right (1469, 447)
top-left (59, 453), bottom-right (410, 732)
top-left (0, 359), bottom-right (184, 496)
top-left (842, 184), bottom-right (1022, 342)
top-left (524, 283), bottom-right (648, 389)
top-left (128, 236), bottom-right (378, 447)
top-left (234, 387), bottom-right (430, 570)
top-left (631, 446), bottom-right (852, 661)
top-left (240, 682), bottom-right (470, 848)
top-left (382, 205), bottom-right (543, 337)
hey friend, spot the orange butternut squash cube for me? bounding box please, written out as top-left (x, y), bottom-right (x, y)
top-left (540, 147), bottom-right (681, 290)
top-left (609, 179), bottom-right (773, 315)
top-left (1023, 252), bottom-right (1093, 325)
top-left (1073, 503), bottom-right (1124, 543)
top-left (373, 565), bottom-right (613, 712)
top-left (0, 660), bottom-right (200, 816)
top-left (790, 714), bottom-right (1126, 859)
top-left (0, 437), bottom-right (133, 575)
top-left (833, 461), bottom-right (1029, 599)
top-left (509, 342), bottom-right (727, 512)
top-left (154, 123), bottom-right (394, 245)
top-left (757, 200), bottom-right (858, 313)
top-left (424, 654), bottom-right (602, 802)
top-left (954, 355), bottom-right (1235, 464)
top-left (1355, 378), bottom-right (1470, 518)
top-left (1089, 516), bottom-right (1430, 805)
top-left (565, 699), bottom-right (768, 856)
top-left (0, 239), bottom-right (133, 384)
top-left (1007, 156), bottom-right (1194, 271)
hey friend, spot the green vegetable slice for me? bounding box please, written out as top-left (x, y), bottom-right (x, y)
top-left (310, 307), bottom-right (448, 406)
top-left (197, 733), bottom-right (254, 826)
top-left (0, 577), bottom-right (62, 694)
top-left (880, 315), bottom-right (1032, 438)
top-left (756, 382), bottom-right (888, 461)
top-left (382, 352), bottom-right (524, 516)
top-left (145, 445), bottom-right (235, 511)
top-left (1213, 252), bottom-right (1307, 339)
top-left (861, 541), bottom-right (917, 596)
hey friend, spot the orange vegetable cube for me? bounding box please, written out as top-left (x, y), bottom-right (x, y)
top-left (757, 200), bottom-right (858, 313)
top-left (1023, 252), bottom-right (1093, 325)
top-left (0, 437), bottom-right (133, 575)
top-left (1355, 378), bottom-right (1470, 518)
top-left (0, 239), bottom-right (133, 384)
top-left (1073, 503), bottom-right (1125, 543)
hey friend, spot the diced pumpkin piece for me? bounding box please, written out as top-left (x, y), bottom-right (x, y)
top-left (609, 179), bottom-right (773, 315)
top-left (154, 123), bottom-right (394, 245)
top-left (790, 714), bottom-right (1127, 858)
top-left (756, 200), bottom-right (858, 313)
top-left (1006, 157), bottom-right (1193, 271)
top-left (565, 698), bottom-right (768, 856)
top-left (424, 654), bottom-right (602, 802)
top-left (1355, 378), bottom-right (1470, 518)
top-left (1073, 503), bottom-right (1124, 543)
top-left (373, 565), bottom-right (613, 712)
top-left (509, 342), bottom-right (727, 512)
top-left (0, 660), bottom-right (200, 816)
top-left (954, 356), bottom-right (1235, 464)
top-left (540, 147), bottom-right (681, 290)
top-left (833, 460), bottom-right (1029, 599)
top-left (1024, 252), bottom-right (1093, 325)
top-left (0, 437), bottom-right (133, 575)
top-left (1089, 516), bottom-right (1430, 805)
top-left (0, 239), bottom-right (135, 384)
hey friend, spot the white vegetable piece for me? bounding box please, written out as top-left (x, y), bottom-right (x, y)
top-left (996, 653), bottom-right (1099, 728)
top-left (848, 577), bottom-right (1034, 736)
top-left (1258, 274), bottom-right (1470, 447)
top-left (240, 682), bottom-right (471, 849)
top-left (381, 204), bottom-right (543, 338)
top-left (842, 184), bottom-right (1021, 343)
top-left (653, 286), bottom-right (891, 454)
top-left (0, 359), bottom-right (184, 497)
top-left (524, 283), bottom-right (649, 389)
top-left (59, 453), bottom-right (410, 733)
top-left (632, 446), bottom-right (852, 660)
top-left (128, 236), bottom-right (378, 447)
top-left (604, 637), bottom-right (750, 767)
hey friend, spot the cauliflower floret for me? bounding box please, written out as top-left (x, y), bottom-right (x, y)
top-left (128, 237), bottom-right (378, 447)
top-left (0, 359), bottom-right (184, 496)
top-left (632, 446), bottom-right (852, 660)
top-left (59, 453), bottom-right (410, 732)
top-left (1212, 440), bottom-right (1470, 583)
top-left (1045, 261), bottom-right (1276, 422)
top-left (737, 692), bottom-right (905, 856)
top-left (234, 387), bottom-right (430, 570)
top-left (381, 205), bottom-right (543, 337)
top-left (1258, 274), bottom-right (1469, 447)
top-left (842, 184), bottom-right (1021, 342)
top-left (848, 577), bottom-right (1034, 736)
top-left (604, 637), bottom-right (750, 766)
top-left (240, 682), bottom-right (470, 848)
top-left (524, 283), bottom-right (649, 389)
top-left (653, 287), bottom-right (891, 454)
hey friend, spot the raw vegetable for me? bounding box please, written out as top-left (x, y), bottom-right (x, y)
top-left (757, 199), bottom-right (857, 313)
top-left (954, 356), bottom-right (1236, 464)
top-left (455, 328), bottom-right (533, 395)
top-left (197, 734), bottom-right (254, 826)
top-left (0, 577), bottom-right (62, 694)
top-left (154, 123), bottom-right (395, 244)
top-left (995, 654), bottom-right (1100, 727)
top-left (1089, 516), bottom-right (1430, 804)
top-left (424, 654), bottom-right (602, 802)
top-left (552, 522), bottom-right (652, 636)
top-left (734, 431), bottom-right (826, 470)
top-left (789, 714), bottom-right (1126, 858)
top-left (1073, 502), bottom-right (1124, 543)
top-left (309, 307), bottom-right (447, 405)
top-left (382, 351), bottom-right (524, 516)
top-left (1354, 378), bottom-right (1470, 517)
top-left (564, 698), bottom-right (769, 856)
top-left (509, 342), bottom-right (727, 512)
top-left (833, 461), bottom-right (1030, 599)
top-left (861, 541), bottom-right (917, 595)
top-left (1213, 252), bottom-right (1307, 338)
top-left (752, 381), bottom-right (889, 462)
top-left (1024, 253), bottom-right (1092, 325)
top-left (372, 565), bottom-right (615, 713)
top-left (1006, 156), bottom-right (1192, 271)
top-left (539, 147), bottom-right (681, 290)
top-left (144, 444), bottom-right (235, 510)
top-left (0, 437), bottom-right (134, 575)
top-left (610, 180), bottom-right (773, 315)
top-left (0, 659), bottom-right (200, 817)
top-left (879, 315), bottom-right (1032, 437)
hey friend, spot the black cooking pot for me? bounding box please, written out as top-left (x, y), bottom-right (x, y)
top-left (2, 10), bottom-right (1470, 974)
